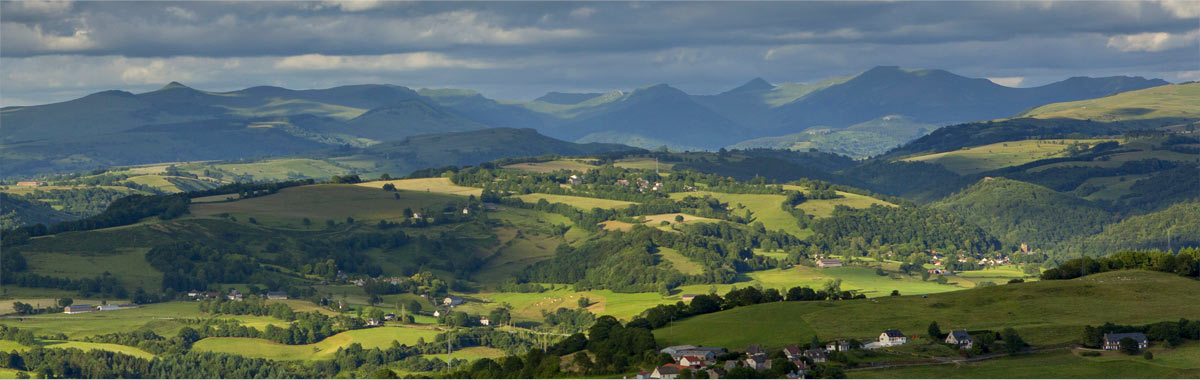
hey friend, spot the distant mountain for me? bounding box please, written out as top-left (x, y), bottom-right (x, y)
top-left (534, 92), bottom-right (604, 105)
top-left (1, 69), bottom-right (1175, 176)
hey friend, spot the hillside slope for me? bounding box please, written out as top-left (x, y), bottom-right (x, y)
top-left (1017, 82), bottom-right (1200, 121)
top-left (934, 178), bottom-right (1114, 251)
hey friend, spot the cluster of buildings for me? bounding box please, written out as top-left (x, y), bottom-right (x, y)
top-left (615, 178), bottom-right (663, 192)
top-left (63, 303), bottom-right (139, 314)
top-left (639, 328), bottom-right (989, 379)
top-left (815, 258), bottom-right (844, 268)
top-left (184, 289), bottom-right (287, 301)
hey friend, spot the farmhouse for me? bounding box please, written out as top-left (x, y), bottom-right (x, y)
top-left (678, 355), bottom-right (709, 368)
top-left (384, 313), bottom-right (396, 321)
top-left (266, 291), bottom-right (288, 300)
top-left (879, 329), bottom-right (907, 346)
top-left (745, 356), bottom-right (772, 371)
top-left (825, 340), bottom-right (850, 352)
top-left (366, 318), bottom-right (383, 327)
top-left (1103, 332), bottom-right (1149, 350)
top-left (443, 296), bottom-right (464, 306)
top-left (227, 289), bottom-right (243, 301)
top-left (945, 330), bottom-right (973, 349)
top-left (433, 310), bottom-right (442, 317)
top-left (479, 317), bottom-right (490, 326)
top-left (673, 349), bottom-right (717, 361)
top-left (803, 349), bottom-right (827, 363)
top-left (568, 175), bottom-right (582, 185)
top-left (97, 305), bottom-right (121, 311)
top-left (64, 305), bottom-right (93, 314)
top-left (782, 345), bottom-right (803, 361)
top-left (651, 364), bottom-right (684, 379)
top-left (816, 258), bottom-right (843, 268)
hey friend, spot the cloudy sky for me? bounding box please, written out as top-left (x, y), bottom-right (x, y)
top-left (1, 0), bottom-right (1197, 106)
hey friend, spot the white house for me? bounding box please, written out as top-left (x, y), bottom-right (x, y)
top-left (945, 330), bottom-right (974, 349)
top-left (1103, 333), bottom-right (1149, 351)
top-left (443, 296), bottom-right (464, 307)
top-left (879, 330), bottom-right (907, 346)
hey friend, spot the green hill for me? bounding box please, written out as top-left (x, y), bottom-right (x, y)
top-left (1017, 82), bottom-right (1200, 121)
top-left (934, 178), bottom-right (1114, 250)
top-left (653, 270), bottom-right (1200, 349)
top-left (1084, 201), bottom-right (1200, 253)
top-left (0, 193), bottom-right (75, 230)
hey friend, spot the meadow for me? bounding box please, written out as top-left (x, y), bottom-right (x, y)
top-left (501, 159), bottom-right (598, 173)
top-left (670, 191), bottom-right (808, 237)
top-left (191, 326), bottom-right (443, 361)
top-left (900, 139), bottom-right (1112, 175)
top-left (781, 185), bottom-right (896, 218)
top-left (851, 344), bottom-right (1200, 378)
top-left (1017, 82), bottom-right (1200, 121)
top-left (612, 157), bottom-right (674, 171)
top-left (356, 177), bottom-right (482, 197)
top-left (514, 193), bottom-right (635, 209)
top-left (654, 270), bottom-right (1200, 350)
top-left (191, 184), bottom-right (460, 226)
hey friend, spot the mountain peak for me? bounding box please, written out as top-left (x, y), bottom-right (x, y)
top-left (723, 77), bottom-right (773, 95)
top-left (160, 81), bottom-right (192, 91)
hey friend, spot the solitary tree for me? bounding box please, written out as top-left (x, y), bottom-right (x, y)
top-left (577, 297), bottom-right (590, 308)
top-left (928, 321), bottom-right (942, 340)
top-left (1119, 337), bottom-right (1140, 355)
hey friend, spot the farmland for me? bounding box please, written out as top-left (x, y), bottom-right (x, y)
top-left (654, 271), bottom-right (1200, 349)
top-left (851, 344), bottom-right (1200, 378)
top-left (901, 139), bottom-right (1113, 175)
top-left (514, 193), bottom-right (635, 209)
top-left (502, 159), bottom-right (598, 173)
top-left (191, 184), bottom-right (461, 225)
top-left (191, 327), bottom-right (442, 361)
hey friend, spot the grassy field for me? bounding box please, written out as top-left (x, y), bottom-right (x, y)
top-left (191, 326), bottom-right (442, 361)
top-left (0, 301), bottom-right (295, 339)
top-left (472, 227), bottom-right (565, 285)
top-left (457, 288), bottom-right (672, 322)
top-left (41, 340), bottom-right (157, 359)
top-left (851, 344), bottom-right (1200, 378)
top-left (191, 184), bottom-right (460, 226)
top-left (781, 185), bottom-right (896, 218)
top-left (191, 159), bottom-right (351, 182)
top-left (418, 346), bottom-right (507, 363)
top-left (356, 177), bottom-right (482, 197)
top-left (657, 247), bottom-right (704, 275)
top-left (670, 191), bottom-right (808, 238)
top-left (502, 159), bottom-right (598, 173)
top-left (901, 139), bottom-right (1112, 175)
top-left (1017, 82), bottom-right (1200, 121)
top-left (23, 247), bottom-right (161, 291)
top-left (613, 158), bottom-right (674, 171)
top-left (1027, 149), bottom-right (1198, 173)
top-left (600, 213), bottom-right (719, 232)
top-left (514, 193), bottom-right (635, 210)
top-left (654, 270), bottom-right (1200, 350)
top-left (674, 265), bottom-right (966, 300)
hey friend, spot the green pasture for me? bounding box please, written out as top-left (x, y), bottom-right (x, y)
top-left (670, 191), bottom-right (808, 238)
top-left (514, 193), bottom-right (635, 210)
top-left (655, 271), bottom-right (1200, 349)
top-left (191, 184), bottom-right (460, 226)
top-left (191, 326), bottom-right (442, 361)
top-left (1017, 82), bottom-right (1200, 121)
top-left (851, 344), bottom-right (1200, 378)
top-left (356, 177), bottom-right (482, 197)
top-left (782, 185), bottom-right (897, 218)
top-left (901, 139), bottom-right (1112, 175)
top-left (613, 158), bottom-right (674, 171)
top-left (23, 247), bottom-right (161, 291)
top-left (657, 247), bottom-right (704, 275)
top-left (502, 159), bottom-right (598, 173)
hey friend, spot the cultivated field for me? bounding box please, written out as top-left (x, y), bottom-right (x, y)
top-left (613, 157), bottom-right (674, 171)
top-left (781, 185), bottom-right (896, 218)
top-left (191, 326), bottom-right (442, 361)
top-left (356, 177), bottom-right (482, 197)
top-left (502, 159), bottom-right (598, 173)
top-left (599, 213), bottom-right (719, 232)
top-left (514, 193), bottom-right (635, 209)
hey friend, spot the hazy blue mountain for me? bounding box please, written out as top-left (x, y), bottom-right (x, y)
top-left (534, 92), bottom-right (605, 105)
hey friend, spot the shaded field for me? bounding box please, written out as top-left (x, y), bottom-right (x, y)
top-left (613, 158), bottom-right (674, 171)
top-left (357, 177), bottom-right (482, 197)
top-left (515, 193), bottom-right (635, 210)
top-left (188, 159), bottom-right (350, 182)
top-left (0, 301), bottom-right (289, 339)
top-left (191, 326), bottom-right (442, 361)
top-left (782, 185), bottom-right (896, 218)
top-left (1017, 82), bottom-right (1200, 121)
top-left (23, 247), bottom-right (161, 291)
top-left (900, 139), bottom-right (1111, 175)
top-left (502, 159), bottom-right (598, 173)
top-left (457, 288), bottom-right (671, 322)
top-left (655, 271), bottom-right (1200, 350)
top-left (191, 184), bottom-right (459, 225)
top-left (670, 191), bottom-right (807, 238)
top-left (851, 344), bottom-right (1200, 378)
top-left (674, 265), bottom-right (965, 300)
top-left (657, 247), bottom-right (704, 275)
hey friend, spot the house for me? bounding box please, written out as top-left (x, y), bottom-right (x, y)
top-left (227, 289), bottom-right (243, 301)
top-left (367, 318), bottom-right (383, 327)
top-left (384, 313), bottom-right (396, 321)
top-left (15, 181), bottom-right (44, 186)
top-left (568, 175), bottom-right (582, 185)
top-left (660, 345), bottom-right (697, 357)
top-left (945, 330), bottom-right (973, 349)
top-left (704, 367), bottom-right (726, 379)
top-left (64, 305), bottom-right (93, 314)
top-left (433, 310), bottom-right (442, 317)
top-left (651, 364), bottom-right (684, 379)
top-left (745, 356), bottom-right (772, 371)
top-left (462, 207), bottom-right (470, 215)
top-left (187, 290), bottom-right (201, 298)
top-left (353, 279), bottom-right (366, 287)
top-left (803, 349), bottom-right (827, 363)
top-left (826, 340), bottom-right (850, 352)
top-left (636, 371), bottom-right (652, 380)
top-left (204, 291), bottom-right (220, 299)
top-left (479, 317), bottom-right (490, 326)
top-left (879, 330), bottom-right (907, 346)
top-left (681, 294), bottom-right (700, 303)
top-left (678, 356), bottom-right (708, 368)
top-left (97, 305), bottom-right (121, 311)
top-left (783, 345), bottom-right (803, 361)
top-left (443, 296), bottom-right (463, 307)
top-left (266, 291), bottom-right (288, 300)
top-left (1103, 333), bottom-right (1149, 351)
top-left (744, 344), bottom-right (766, 356)
top-left (616, 179), bottom-right (631, 187)
top-left (816, 258), bottom-right (843, 268)
top-left (723, 360), bottom-right (740, 371)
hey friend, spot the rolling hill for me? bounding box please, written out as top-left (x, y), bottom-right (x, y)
top-left (934, 178), bottom-right (1115, 251)
top-left (1016, 82), bottom-right (1200, 121)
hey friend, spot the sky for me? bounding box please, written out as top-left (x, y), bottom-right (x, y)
top-left (1, 0), bottom-right (1198, 106)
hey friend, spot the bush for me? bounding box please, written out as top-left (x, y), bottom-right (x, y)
top-left (1080, 351), bottom-right (1101, 357)
top-left (1144, 351), bottom-right (1153, 360)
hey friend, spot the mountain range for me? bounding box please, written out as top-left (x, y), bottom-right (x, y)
top-left (0, 66), bottom-right (1170, 176)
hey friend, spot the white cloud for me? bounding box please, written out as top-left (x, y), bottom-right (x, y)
top-left (1176, 70), bottom-right (1200, 81)
top-left (10, 0), bottom-right (72, 15)
top-left (569, 7), bottom-right (596, 19)
top-left (987, 76), bottom-right (1025, 87)
top-left (1160, 0), bottom-right (1200, 18)
top-left (1107, 30), bottom-right (1199, 52)
top-left (165, 6), bottom-right (197, 21)
top-left (274, 53), bottom-right (497, 71)
top-left (0, 23), bottom-right (95, 52)
top-left (321, 0), bottom-right (385, 12)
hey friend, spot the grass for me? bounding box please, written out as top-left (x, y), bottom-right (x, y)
top-left (191, 326), bottom-right (442, 361)
top-left (419, 346), bottom-right (507, 363)
top-left (657, 247), bottom-right (704, 275)
top-left (41, 340), bottom-right (156, 359)
top-left (1027, 149), bottom-right (1198, 173)
top-left (196, 159), bottom-right (351, 182)
top-left (457, 288), bottom-right (672, 322)
top-left (600, 213), bottom-right (719, 232)
top-left (781, 185), bottom-right (896, 218)
top-left (0, 301), bottom-right (287, 339)
top-left (655, 271), bottom-right (1200, 350)
top-left (613, 158), bottom-right (674, 171)
top-left (502, 159), bottom-right (598, 173)
top-left (674, 265), bottom-right (965, 300)
top-left (472, 228), bottom-right (565, 285)
top-left (23, 247), bottom-right (161, 291)
top-left (191, 184), bottom-right (460, 226)
top-left (514, 193), bottom-right (635, 210)
top-left (900, 139), bottom-right (1112, 175)
top-left (1017, 82), bottom-right (1200, 121)
top-left (356, 177), bottom-right (482, 197)
top-left (670, 191), bottom-right (808, 238)
top-left (851, 344), bottom-right (1200, 378)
